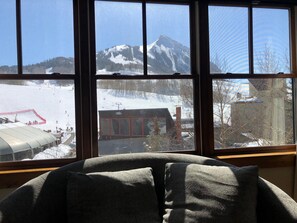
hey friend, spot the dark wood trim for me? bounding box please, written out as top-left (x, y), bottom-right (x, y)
top-left (142, 1), bottom-right (148, 75)
top-left (0, 167), bottom-right (57, 189)
top-left (209, 0), bottom-right (297, 6)
top-left (190, 1), bottom-right (201, 155)
top-left (210, 73), bottom-right (297, 79)
top-left (249, 4), bottom-right (254, 74)
top-left (76, 0), bottom-right (93, 159)
top-left (0, 74), bottom-right (76, 79)
top-left (291, 6), bottom-right (297, 74)
top-left (95, 75), bottom-right (193, 79)
top-left (215, 151), bottom-right (296, 168)
top-left (16, 0), bottom-right (23, 75)
top-left (211, 144), bottom-right (296, 156)
top-left (0, 158), bottom-right (76, 171)
top-left (199, 0), bottom-right (214, 156)
top-left (89, 0), bottom-right (99, 157)
top-left (73, 0), bottom-right (83, 160)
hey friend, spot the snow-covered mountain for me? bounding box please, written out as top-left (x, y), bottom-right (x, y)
top-left (96, 35), bottom-right (190, 74)
top-left (0, 35), bottom-right (219, 75)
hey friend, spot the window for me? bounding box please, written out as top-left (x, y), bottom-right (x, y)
top-left (0, 1), bottom-right (17, 73)
top-left (97, 80), bottom-right (195, 155)
top-left (0, 0), bottom-right (296, 171)
top-left (95, 1), bottom-right (195, 155)
top-left (22, 0), bottom-right (74, 74)
top-left (0, 0), bottom-right (76, 163)
top-left (208, 5), bottom-right (295, 153)
top-left (146, 4), bottom-right (191, 74)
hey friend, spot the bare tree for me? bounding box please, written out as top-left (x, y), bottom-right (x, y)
top-left (213, 79), bottom-right (240, 148)
top-left (253, 43), bottom-right (293, 145)
top-left (256, 43), bottom-right (280, 73)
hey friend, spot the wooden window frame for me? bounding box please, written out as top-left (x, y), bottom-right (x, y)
top-left (93, 0), bottom-right (199, 155)
top-left (0, 0), bottom-right (296, 174)
top-left (201, 1), bottom-right (297, 156)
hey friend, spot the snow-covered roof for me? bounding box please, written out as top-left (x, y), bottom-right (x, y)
top-left (0, 122), bottom-right (56, 155)
top-left (234, 97), bottom-right (263, 103)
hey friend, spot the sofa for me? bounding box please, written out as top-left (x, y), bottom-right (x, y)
top-left (0, 153), bottom-right (297, 223)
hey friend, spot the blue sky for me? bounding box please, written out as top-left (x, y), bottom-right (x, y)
top-left (0, 0), bottom-right (189, 66)
top-left (95, 2), bottom-right (190, 50)
top-left (209, 6), bottom-right (290, 73)
top-left (0, 1), bottom-right (290, 72)
top-left (1, 0), bottom-right (74, 66)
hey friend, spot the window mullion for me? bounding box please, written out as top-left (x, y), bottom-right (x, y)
top-left (76, 0), bottom-right (94, 159)
top-left (16, 0), bottom-right (23, 75)
top-left (199, 1), bottom-right (214, 156)
top-left (290, 6), bottom-right (297, 74)
top-left (248, 5), bottom-right (254, 75)
top-left (142, 1), bottom-right (148, 76)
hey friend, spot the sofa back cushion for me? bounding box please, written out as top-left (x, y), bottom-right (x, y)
top-left (163, 163), bottom-right (258, 223)
top-left (67, 167), bottom-right (161, 223)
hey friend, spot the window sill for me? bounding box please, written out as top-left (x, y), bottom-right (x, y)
top-left (214, 151), bottom-right (296, 168)
top-left (0, 167), bottom-right (57, 189)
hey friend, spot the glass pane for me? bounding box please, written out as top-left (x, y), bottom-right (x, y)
top-left (97, 79), bottom-right (195, 155)
top-left (209, 6), bottom-right (249, 73)
top-left (0, 1), bottom-right (17, 73)
top-left (132, 118), bottom-right (142, 136)
top-left (213, 79), bottom-right (293, 149)
top-left (0, 80), bottom-right (76, 162)
top-left (253, 8), bottom-right (290, 74)
top-left (95, 1), bottom-right (143, 75)
top-left (21, 0), bottom-right (74, 74)
top-left (147, 4), bottom-right (190, 74)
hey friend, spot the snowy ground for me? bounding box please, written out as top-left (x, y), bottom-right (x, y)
top-left (0, 80), bottom-right (252, 160)
top-left (0, 81), bottom-right (195, 159)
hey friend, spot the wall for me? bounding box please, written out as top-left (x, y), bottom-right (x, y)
top-left (0, 188), bottom-right (16, 201)
top-left (259, 166), bottom-right (295, 197)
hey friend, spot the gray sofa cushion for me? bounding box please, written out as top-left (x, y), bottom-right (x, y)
top-left (67, 167), bottom-right (161, 223)
top-left (163, 163), bottom-right (258, 223)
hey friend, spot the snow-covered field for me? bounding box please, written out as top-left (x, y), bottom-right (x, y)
top-left (0, 82), bottom-right (75, 132)
top-left (0, 80), bottom-right (253, 160)
top-left (0, 80), bottom-right (251, 134)
top-left (0, 81), bottom-right (194, 132)
top-left (0, 81), bottom-right (195, 160)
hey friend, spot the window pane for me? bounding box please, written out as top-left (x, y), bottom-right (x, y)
top-left (0, 1), bottom-right (17, 73)
top-left (147, 4), bottom-right (190, 74)
top-left (132, 118), bottom-right (143, 136)
top-left (100, 119), bottom-right (109, 136)
top-left (95, 1), bottom-right (143, 75)
top-left (0, 80), bottom-right (76, 162)
top-left (21, 0), bottom-right (74, 74)
top-left (119, 119), bottom-right (129, 135)
top-left (97, 79), bottom-right (195, 155)
top-left (209, 6), bottom-right (249, 73)
top-left (213, 79), bottom-right (293, 149)
top-left (253, 8), bottom-right (290, 74)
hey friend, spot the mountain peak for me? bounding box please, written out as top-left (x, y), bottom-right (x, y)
top-left (154, 35), bottom-right (187, 50)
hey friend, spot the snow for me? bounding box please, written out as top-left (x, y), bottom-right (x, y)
top-left (97, 89), bottom-right (191, 119)
top-left (104, 45), bottom-right (129, 55)
top-left (96, 69), bottom-right (114, 74)
top-left (235, 97), bottom-right (262, 103)
top-left (0, 109), bottom-right (46, 125)
top-left (0, 81), bottom-right (196, 159)
top-left (109, 53), bottom-right (137, 65)
top-left (0, 79), bottom-right (258, 159)
top-left (0, 83), bottom-right (75, 132)
top-left (32, 144), bottom-right (73, 160)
